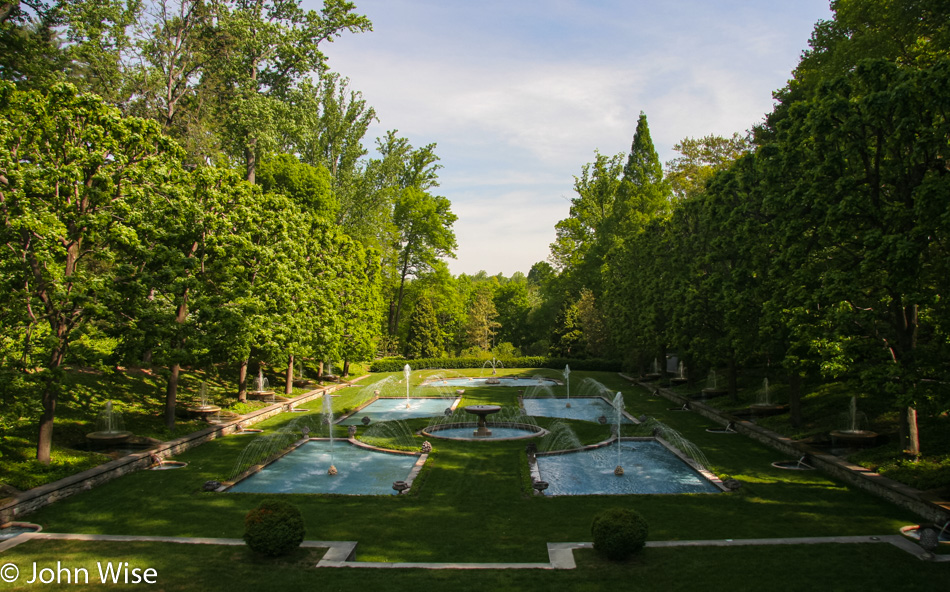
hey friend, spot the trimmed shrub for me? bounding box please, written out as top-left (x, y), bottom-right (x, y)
top-left (591, 507), bottom-right (649, 561)
top-left (243, 498), bottom-right (305, 557)
top-left (370, 356), bottom-right (621, 373)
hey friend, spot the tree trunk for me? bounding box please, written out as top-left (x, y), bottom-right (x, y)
top-left (246, 140), bottom-right (257, 184)
top-left (285, 353), bottom-right (294, 395)
top-left (900, 406), bottom-right (921, 456)
top-left (238, 359), bottom-right (248, 403)
top-left (788, 371), bottom-right (802, 428)
top-left (390, 250), bottom-right (412, 336)
top-left (165, 362), bottom-right (181, 431)
top-left (342, 359), bottom-right (350, 378)
top-left (36, 335), bottom-right (68, 464)
top-left (36, 374), bottom-right (59, 465)
top-left (164, 292), bottom-right (190, 430)
top-left (727, 355), bottom-right (738, 402)
top-left (318, 361), bottom-right (324, 377)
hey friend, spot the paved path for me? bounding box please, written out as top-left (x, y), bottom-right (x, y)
top-left (1, 532), bottom-right (945, 567)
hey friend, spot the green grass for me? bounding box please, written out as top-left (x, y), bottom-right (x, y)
top-left (666, 373), bottom-right (950, 492)
top-left (0, 539), bottom-right (943, 592)
top-left (18, 372), bottom-right (920, 560)
top-left (0, 370), bottom-right (936, 590)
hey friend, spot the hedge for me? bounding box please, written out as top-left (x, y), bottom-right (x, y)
top-left (369, 356), bottom-right (622, 373)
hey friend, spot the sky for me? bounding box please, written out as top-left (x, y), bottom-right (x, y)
top-left (314, 0), bottom-right (834, 277)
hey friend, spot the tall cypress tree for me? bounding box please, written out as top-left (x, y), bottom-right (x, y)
top-left (404, 296), bottom-right (443, 359)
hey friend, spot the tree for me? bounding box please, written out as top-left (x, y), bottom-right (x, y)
top-left (404, 295), bottom-right (442, 359)
top-left (601, 112), bottom-right (671, 366)
top-left (388, 186), bottom-right (457, 337)
top-left (764, 59), bottom-right (950, 455)
top-left (464, 283), bottom-right (500, 352)
top-left (0, 0), bottom-right (66, 90)
top-left (208, 0), bottom-right (371, 184)
top-left (549, 301), bottom-right (582, 358)
top-left (0, 82), bottom-right (181, 461)
top-left (665, 133), bottom-right (752, 201)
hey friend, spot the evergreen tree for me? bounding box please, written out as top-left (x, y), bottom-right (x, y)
top-left (404, 296), bottom-right (442, 359)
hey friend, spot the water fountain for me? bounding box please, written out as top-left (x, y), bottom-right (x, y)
top-left (482, 358), bottom-right (504, 383)
top-left (671, 361), bottom-right (688, 386)
top-left (185, 381), bottom-right (221, 420)
top-left (750, 377), bottom-right (786, 416)
top-left (612, 392), bottom-right (624, 476)
top-left (700, 369), bottom-right (728, 398)
top-left (422, 405), bottom-right (544, 441)
top-left (293, 359), bottom-right (313, 387)
top-left (322, 394), bottom-right (337, 475)
top-left (403, 363), bottom-right (412, 408)
top-left (563, 364), bottom-right (571, 407)
top-left (643, 358), bottom-right (661, 381)
top-left (85, 401), bottom-right (133, 447)
top-left (249, 368), bottom-right (275, 400)
top-left (829, 396), bottom-right (878, 447)
top-left (321, 361), bottom-right (338, 382)
top-left (465, 404), bottom-right (501, 437)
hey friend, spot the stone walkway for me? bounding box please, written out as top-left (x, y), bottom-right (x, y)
top-left (1, 532), bottom-right (946, 567)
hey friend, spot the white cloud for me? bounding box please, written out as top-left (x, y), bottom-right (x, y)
top-left (317, 0), bottom-right (832, 276)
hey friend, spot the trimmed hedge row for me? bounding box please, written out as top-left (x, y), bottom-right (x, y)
top-left (369, 356), bottom-right (622, 373)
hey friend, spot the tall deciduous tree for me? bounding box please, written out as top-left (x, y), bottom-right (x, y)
top-left (0, 82), bottom-right (180, 461)
top-left (209, 0), bottom-right (371, 184)
top-left (388, 186), bottom-right (457, 338)
top-left (765, 59), bottom-right (950, 455)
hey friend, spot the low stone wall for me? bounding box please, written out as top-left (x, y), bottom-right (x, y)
top-left (0, 378), bottom-right (365, 522)
top-left (620, 374), bottom-right (950, 524)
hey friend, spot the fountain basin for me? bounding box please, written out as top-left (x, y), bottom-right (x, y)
top-left (85, 430), bottom-right (133, 447)
top-left (749, 403), bottom-right (787, 417)
top-left (185, 404), bottom-right (221, 418)
top-left (532, 438), bottom-right (723, 495)
top-left (248, 390), bottom-right (276, 401)
top-left (465, 404), bottom-right (502, 437)
top-left (422, 377), bottom-right (559, 388)
top-left (0, 522), bottom-right (42, 540)
top-left (900, 525), bottom-right (950, 547)
top-left (150, 461), bottom-right (188, 470)
top-left (422, 422), bottom-right (545, 441)
top-left (338, 397), bottom-right (461, 425)
top-left (522, 397), bottom-right (636, 424)
top-left (226, 439), bottom-right (425, 495)
top-left (829, 429), bottom-right (878, 447)
top-left (772, 459), bottom-right (814, 470)
top-left (697, 388), bottom-right (729, 399)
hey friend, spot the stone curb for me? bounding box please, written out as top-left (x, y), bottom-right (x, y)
top-left (2, 532), bottom-right (945, 566)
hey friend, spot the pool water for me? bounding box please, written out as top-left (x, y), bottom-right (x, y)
top-left (423, 377), bottom-right (558, 387)
top-left (425, 426), bottom-right (542, 440)
top-left (338, 397), bottom-right (459, 426)
top-left (523, 397), bottom-right (635, 423)
top-left (228, 440), bottom-right (421, 495)
top-left (534, 440), bottom-right (721, 495)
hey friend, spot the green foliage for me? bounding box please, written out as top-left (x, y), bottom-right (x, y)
top-left (256, 153), bottom-right (337, 214)
top-left (369, 357), bottom-right (620, 373)
top-left (404, 296), bottom-right (443, 359)
top-left (243, 498), bottom-right (306, 557)
top-left (591, 507), bottom-right (649, 561)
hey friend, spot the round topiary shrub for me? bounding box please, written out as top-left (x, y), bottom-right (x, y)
top-left (243, 498), bottom-right (306, 557)
top-left (591, 507), bottom-right (649, 561)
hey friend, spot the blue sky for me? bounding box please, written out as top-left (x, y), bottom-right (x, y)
top-left (316, 0), bottom-right (833, 276)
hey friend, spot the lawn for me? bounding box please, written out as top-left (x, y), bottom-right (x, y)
top-left (0, 370), bottom-right (938, 589)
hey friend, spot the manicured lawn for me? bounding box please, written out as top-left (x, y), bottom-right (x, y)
top-left (2, 370), bottom-right (935, 588)
top-left (0, 539), bottom-right (943, 592)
